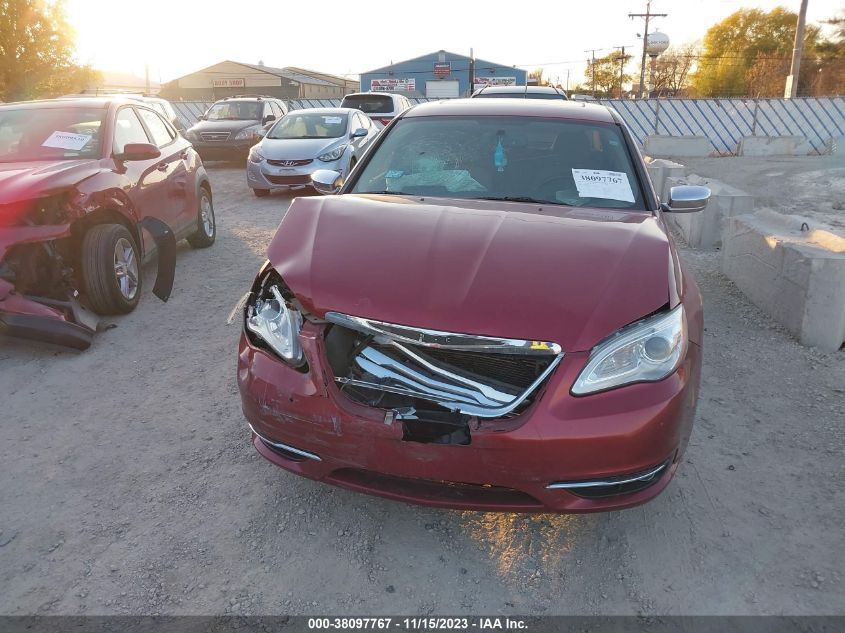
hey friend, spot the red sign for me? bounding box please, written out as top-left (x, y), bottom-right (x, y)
top-left (433, 62), bottom-right (451, 77)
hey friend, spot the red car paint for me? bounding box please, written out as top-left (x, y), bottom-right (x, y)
top-left (0, 98), bottom-right (210, 349)
top-left (238, 100), bottom-right (704, 512)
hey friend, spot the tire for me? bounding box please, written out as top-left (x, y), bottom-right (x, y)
top-left (253, 188), bottom-right (270, 198)
top-left (187, 186), bottom-right (216, 248)
top-left (81, 224), bottom-right (142, 316)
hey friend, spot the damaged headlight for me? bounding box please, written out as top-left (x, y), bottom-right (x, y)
top-left (572, 305), bottom-right (687, 395)
top-left (247, 283), bottom-right (304, 365)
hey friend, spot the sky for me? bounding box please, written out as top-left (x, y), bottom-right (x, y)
top-left (65, 0), bottom-right (844, 87)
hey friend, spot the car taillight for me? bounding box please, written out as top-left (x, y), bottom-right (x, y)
top-left (374, 117), bottom-right (393, 126)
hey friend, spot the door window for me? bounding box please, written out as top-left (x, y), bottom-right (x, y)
top-left (113, 107), bottom-right (150, 154)
top-left (137, 108), bottom-right (175, 147)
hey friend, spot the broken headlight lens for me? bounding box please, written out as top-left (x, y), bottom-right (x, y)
top-left (247, 284), bottom-right (304, 365)
top-left (572, 305), bottom-right (687, 395)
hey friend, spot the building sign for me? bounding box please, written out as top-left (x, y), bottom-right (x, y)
top-left (371, 78), bottom-right (416, 92)
top-left (474, 76), bottom-right (518, 90)
top-left (212, 78), bottom-right (245, 88)
top-left (433, 62), bottom-right (451, 77)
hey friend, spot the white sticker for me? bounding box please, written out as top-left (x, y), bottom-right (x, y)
top-left (323, 116), bottom-right (343, 124)
top-left (571, 169), bottom-right (634, 202)
top-left (41, 131), bottom-right (92, 151)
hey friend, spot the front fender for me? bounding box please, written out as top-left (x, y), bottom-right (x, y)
top-left (139, 217), bottom-right (176, 302)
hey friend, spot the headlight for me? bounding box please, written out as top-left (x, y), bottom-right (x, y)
top-left (571, 305), bottom-right (687, 395)
top-left (235, 126), bottom-right (259, 140)
top-left (248, 145), bottom-right (264, 163)
top-left (317, 144), bottom-right (347, 162)
top-left (246, 283), bottom-right (304, 365)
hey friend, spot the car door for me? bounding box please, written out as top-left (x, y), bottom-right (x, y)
top-left (111, 106), bottom-right (164, 256)
top-left (136, 106), bottom-right (192, 235)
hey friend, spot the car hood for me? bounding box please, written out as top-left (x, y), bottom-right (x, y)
top-left (0, 159), bottom-right (101, 208)
top-left (189, 119), bottom-right (259, 134)
top-left (259, 137), bottom-right (343, 160)
top-left (267, 195), bottom-right (672, 352)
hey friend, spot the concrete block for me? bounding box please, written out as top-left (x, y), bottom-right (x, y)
top-left (737, 135), bottom-right (811, 156)
top-left (644, 135), bottom-right (712, 158)
top-left (721, 209), bottom-right (845, 351)
top-left (663, 174), bottom-right (755, 249)
top-left (645, 158), bottom-right (686, 201)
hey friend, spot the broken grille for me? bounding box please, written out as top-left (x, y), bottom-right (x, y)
top-left (324, 312), bottom-right (563, 419)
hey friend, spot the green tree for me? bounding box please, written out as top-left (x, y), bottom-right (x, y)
top-left (692, 7), bottom-right (822, 97)
top-left (0, 0), bottom-right (96, 101)
top-left (584, 52), bottom-right (633, 98)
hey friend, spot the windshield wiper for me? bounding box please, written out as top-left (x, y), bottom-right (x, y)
top-left (360, 190), bottom-right (408, 196)
top-left (479, 196), bottom-right (571, 206)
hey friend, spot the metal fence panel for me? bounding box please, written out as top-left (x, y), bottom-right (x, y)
top-left (172, 97), bottom-right (845, 155)
top-left (600, 97), bottom-right (845, 155)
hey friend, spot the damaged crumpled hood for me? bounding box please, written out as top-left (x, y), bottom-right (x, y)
top-left (267, 195), bottom-right (672, 352)
top-left (0, 159), bottom-right (101, 209)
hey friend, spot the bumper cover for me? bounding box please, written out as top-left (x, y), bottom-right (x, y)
top-left (238, 322), bottom-right (701, 513)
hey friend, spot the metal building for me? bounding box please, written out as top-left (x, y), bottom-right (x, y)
top-left (160, 61), bottom-right (359, 101)
top-left (360, 50), bottom-right (527, 99)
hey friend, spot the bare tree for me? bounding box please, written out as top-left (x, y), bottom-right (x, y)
top-left (649, 43), bottom-right (699, 97)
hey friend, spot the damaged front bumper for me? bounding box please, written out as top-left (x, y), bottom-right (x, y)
top-left (237, 313), bottom-right (701, 513)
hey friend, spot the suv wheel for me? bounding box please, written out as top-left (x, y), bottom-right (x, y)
top-left (187, 186), bottom-right (216, 248)
top-left (81, 224), bottom-right (142, 315)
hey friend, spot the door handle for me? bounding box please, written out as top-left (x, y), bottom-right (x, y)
top-left (156, 162), bottom-right (168, 172)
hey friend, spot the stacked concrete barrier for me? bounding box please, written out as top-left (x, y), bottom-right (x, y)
top-left (643, 135), bottom-right (712, 158)
top-left (645, 158), bottom-right (686, 202)
top-left (663, 175), bottom-right (755, 249)
top-left (737, 136), bottom-right (811, 156)
top-left (721, 210), bottom-right (845, 351)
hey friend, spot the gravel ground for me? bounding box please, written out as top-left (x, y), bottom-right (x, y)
top-left (1, 165), bottom-right (843, 616)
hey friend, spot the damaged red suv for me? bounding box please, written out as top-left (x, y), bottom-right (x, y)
top-left (237, 100), bottom-right (710, 513)
top-left (0, 98), bottom-right (215, 350)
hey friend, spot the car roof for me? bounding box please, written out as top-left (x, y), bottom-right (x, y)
top-left (404, 98), bottom-right (615, 123)
top-left (342, 92), bottom-right (402, 98)
top-left (288, 107), bottom-right (358, 115)
top-left (0, 97), bottom-right (141, 109)
top-left (479, 85), bottom-right (562, 94)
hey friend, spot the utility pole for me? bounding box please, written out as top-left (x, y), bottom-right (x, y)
top-left (630, 0), bottom-right (667, 98)
top-left (585, 48), bottom-right (601, 97)
top-left (785, 0), bottom-right (809, 98)
top-left (469, 47), bottom-right (475, 96)
top-left (612, 46), bottom-right (628, 98)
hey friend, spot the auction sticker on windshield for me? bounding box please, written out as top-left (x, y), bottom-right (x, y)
top-left (572, 169), bottom-right (634, 202)
top-left (41, 131), bottom-right (91, 151)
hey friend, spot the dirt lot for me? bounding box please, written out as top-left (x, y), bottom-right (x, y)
top-left (1, 165), bottom-right (843, 616)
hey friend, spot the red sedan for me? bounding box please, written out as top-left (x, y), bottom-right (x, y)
top-left (0, 97), bottom-right (215, 349)
top-left (237, 99), bottom-right (710, 512)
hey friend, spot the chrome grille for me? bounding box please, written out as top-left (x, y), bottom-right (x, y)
top-left (267, 159), bottom-right (313, 167)
top-left (200, 132), bottom-right (230, 141)
top-left (326, 312), bottom-right (563, 418)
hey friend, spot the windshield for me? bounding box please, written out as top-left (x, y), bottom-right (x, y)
top-left (350, 115), bottom-right (644, 209)
top-left (0, 106), bottom-right (104, 162)
top-left (205, 101), bottom-right (262, 121)
top-left (341, 95), bottom-right (394, 114)
top-left (267, 112), bottom-right (348, 139)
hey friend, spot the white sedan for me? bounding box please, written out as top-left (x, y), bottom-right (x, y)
top-left (246, 108), bottom-right (379, 197)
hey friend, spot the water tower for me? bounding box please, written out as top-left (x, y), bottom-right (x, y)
top-left (645, 32), bottom-right (670, 97)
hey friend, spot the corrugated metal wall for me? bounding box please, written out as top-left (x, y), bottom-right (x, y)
top-left (172, 97), bottom-right (845, 155)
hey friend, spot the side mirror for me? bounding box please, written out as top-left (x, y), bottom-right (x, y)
top-left (263, 114), bottom-right (276, 125)
top-left (115, 143), bottom-right (161, 162)
top-left (662, 185), bottom-right (710, 213)
top-left (198, 114), bottom-right (207, 121)
top-left (351, 127), bottom-right (368, 139)
top-left (311, 169), bottom-right (344, 195)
